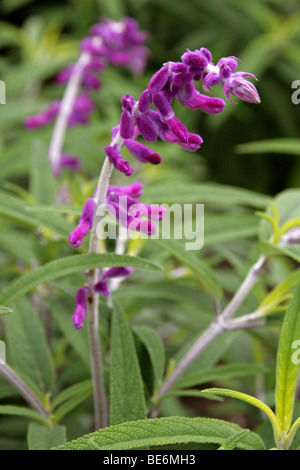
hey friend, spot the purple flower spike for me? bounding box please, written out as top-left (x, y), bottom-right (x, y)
top-left (72, 287), bottom-right (88, 329)
top-left (125, 139), bottom-right (162, 165)
top-left (105, 145), bottom-right (133, 176)
top-left (69, 198), bottom-right (95, 248)
top-left (94, 279), bottom-right (111, 297)
top-left (148, 66), bottom-right (170, 93)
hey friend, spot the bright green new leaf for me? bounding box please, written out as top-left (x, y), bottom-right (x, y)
top-left (0, 305), bottom-right (12, 315)
top-left (202, 388), bottom-right (280, 439)
top-left (275, 283), bottom-right (300, 433)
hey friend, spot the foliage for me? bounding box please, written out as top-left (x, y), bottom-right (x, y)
top-left (1, 0), bottom-right (300, 451)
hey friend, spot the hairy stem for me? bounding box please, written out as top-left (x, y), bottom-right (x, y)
top-left (0, 364), bottom-right (49, 420)
top-left (86, 157), bottom-right (113, 430)
top-left (48, 51), bottom-right (91, 175)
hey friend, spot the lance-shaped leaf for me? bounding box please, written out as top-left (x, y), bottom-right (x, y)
top-left (0, 253), bottom-right (161, 306)
top-left (54, 416), bottom-right (265, 450)
top-left (275, 282), bottom-right (300, 433)
top-left (109, 302), bottom-right (146, 425)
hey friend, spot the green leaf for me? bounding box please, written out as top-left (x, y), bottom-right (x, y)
top-left (0, 305), bottom-right (12, 315)
top-left (0, 189), bottom-right (74, 239)
top-left (275, 283), bottom-right (300, 433)
top-left (29, 139), bottom-right (57, 205)
top-left (175, 363), bottom-right (269, 390)
top-left (132, 325), bottom-right (165, 389)
top-left (53, 390), bottom-right (93, 424)
top-left (218, 430), bottom-right (250, 451)
top-left (48, 298), bottom-right (90, 369)
top-left (0, 253), bottom-right (161, 306)
top-left (201, 388), bottom-right (280, 439)
top-left (52, 380), bottom-right (92, 410)
top-left (27, 422), bottom-right (66, 450)
top-left (153, 238), bottom-right (222, 299)
top-left (109, 303), bottom-right (146, 425)
top-left (237, 138), bottom-right (300, 157)
top-left (260, 189), bottom-right (300, 244)
top-left (54, 416), bottom-right (265, 450)
top-left (0, 405), bottom-right (48, 425)
top-left (5, 298), bottom-right (55, 394)
top-left (144, 183), bottom-right (268, 209)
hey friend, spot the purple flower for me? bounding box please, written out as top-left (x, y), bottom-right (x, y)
top-left (88, 17), bottom-right (149, 75)
top-left (135, 115), bottom-right (158, 142)
top-left (25, 93), bottom-right (94, 130)
top-left (72, 287), bottom-right (88, 329)
top-left (105, 144), bottom-right (133, 176)
top-left (24, 101), bottom-right (60, 129)
top-left (221, 68), bottom-right (260, 104)
top-left (107, 182), bottom-right (143, 198)
top-left (68, 93), bottom-right (95, 126)
top-left (148, 66), bottom-right (170, 93)
top-left (181, 49), bottom-right (209, 74)
top-left (69, 198), bottom-right (95, 248)
top-left (60, 154), bottom-right (82, 172)
top-left (94, 266), bottom-right (133, 297)
top-left (105, 183), bottom-right (166, 236)
top-left (124, 139), bottom-right (162, 165)
top-left (282, 227), bottom-right (300, 244)
top-left (177, 82), bottom-right (225, 114)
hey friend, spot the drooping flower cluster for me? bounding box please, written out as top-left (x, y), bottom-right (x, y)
top-left (68, 182), bottom-right (166, 249)
top-left (69, 182), bottom-right (165, 329)
top-left (24, 17), bottom-right (149, 176)
top-left (104, 48), bottom-right (260, 176)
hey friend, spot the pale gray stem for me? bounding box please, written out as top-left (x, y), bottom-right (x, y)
top-left (48, 51), bottom-right (91, 175)
top-left (155, 254), bottom-right (268, 406)
top-left (87, 157), bottom-right (113, 430)
top-left (221, 255), bottom-right (267, 321)
top-left (157, 321), bottom-right (224, 399)
top-left (0, 364), bottom-right (49, 419)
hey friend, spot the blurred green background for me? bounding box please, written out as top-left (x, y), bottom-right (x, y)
top-left (1, 0), bottom-right (300, 197)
